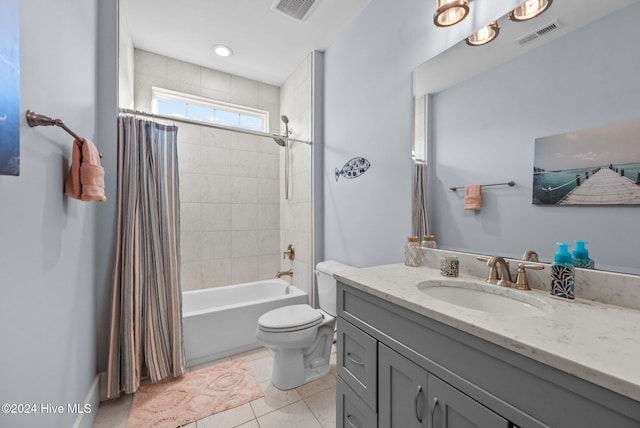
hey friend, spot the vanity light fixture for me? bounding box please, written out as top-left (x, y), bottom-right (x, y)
top-left (212, 44), bottom-right (233, 57)
top-left (509, 0), bottom-right (553, 22)
top-left (434, 0), bottom-right (470, 27)
top-left (466, 21), bottom-right (500, 46)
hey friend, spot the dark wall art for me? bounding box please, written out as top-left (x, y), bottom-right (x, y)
top-left (0, 0), bottom-right (20, 176)
top-left (335, 157), bottom-right (370, 181)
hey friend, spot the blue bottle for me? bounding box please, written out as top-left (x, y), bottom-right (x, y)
top-left (550, 242), bottom-right (574, 300)
top-left (572, 240), bottom-right (594, 269)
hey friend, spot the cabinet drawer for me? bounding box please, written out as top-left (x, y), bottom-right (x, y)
top-left (337, 376), bottom-right (377, 428)
top-left (337, 317), bottom-right (378, 410)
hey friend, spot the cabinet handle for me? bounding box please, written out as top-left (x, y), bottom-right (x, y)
top-left (346, 413), bottom-right (359, 428)
top-left (414, 385), bottom-right (424, 422)
top-left (346, 352), bottom-right (365, 366)
top-left (431, 397), bottom-right (439, 427)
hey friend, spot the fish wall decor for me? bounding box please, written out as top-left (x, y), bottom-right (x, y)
top-left (335, 157), bottom-right (371, 181)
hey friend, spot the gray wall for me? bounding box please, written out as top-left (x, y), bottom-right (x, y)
top-left (430, 3), bottom-right (640, 273)
top-left (323, 0), bottom-right (519, 267)
top-left (0, 0), bottom-right (114, 427)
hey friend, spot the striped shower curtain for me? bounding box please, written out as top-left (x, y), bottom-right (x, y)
top-left (107, 116), bottom-right (185, 398)
top-left (412, 161), bottom-right (429, 239)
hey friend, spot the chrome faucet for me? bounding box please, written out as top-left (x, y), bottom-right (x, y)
top-left (486, 256), bottom-right (512, 287)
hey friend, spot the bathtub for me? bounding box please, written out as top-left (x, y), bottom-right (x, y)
top-left (182, 278), bottom-right (307, 367)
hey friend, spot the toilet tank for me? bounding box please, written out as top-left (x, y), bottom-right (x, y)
top-left (315, 260), bottom-right (354, 316)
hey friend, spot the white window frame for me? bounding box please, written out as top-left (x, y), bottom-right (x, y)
top-left (151, 87), bottom-right (269, 132)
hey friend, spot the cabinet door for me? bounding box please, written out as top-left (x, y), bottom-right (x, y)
top-left (428, 375), bottom-right (509, 428)
top-left (378, 343), bottom-right (430, 428)
top-left (337, 376), bottom-right (377, 428)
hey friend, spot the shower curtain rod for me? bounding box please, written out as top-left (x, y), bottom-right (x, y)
top-left (119, 108), bottom-right (312, 145)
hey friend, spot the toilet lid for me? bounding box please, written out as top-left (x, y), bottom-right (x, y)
top-left (258, 304), bottom-right (323, 332)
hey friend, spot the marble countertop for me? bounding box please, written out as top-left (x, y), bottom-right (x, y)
top-left (335, 263), bottom-right (640, 402)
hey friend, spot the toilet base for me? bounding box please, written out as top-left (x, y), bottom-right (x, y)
top-left (271, 348), bottom-right (332, 390)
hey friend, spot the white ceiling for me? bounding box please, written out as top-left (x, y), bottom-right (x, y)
top-left (123, 0), bottom-right (372, 87)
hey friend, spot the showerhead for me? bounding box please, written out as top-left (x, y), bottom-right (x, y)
top-left (281, 115), bottom-right (289, 124)
top-left (272, 137), bottom-right (286, 147)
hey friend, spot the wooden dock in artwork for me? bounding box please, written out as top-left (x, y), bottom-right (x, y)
top-left (559, 168), bottom-right (640, 205)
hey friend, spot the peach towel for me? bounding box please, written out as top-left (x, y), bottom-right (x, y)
top-left (64, 138), bottom-right (106, 202)
top-left (464, 184), bottom-right (482, 210)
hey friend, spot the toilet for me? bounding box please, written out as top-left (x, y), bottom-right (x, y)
top-left (256, 260), bottom-right (353, 390)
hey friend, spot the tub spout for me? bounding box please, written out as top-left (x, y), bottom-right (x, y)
top-left (276, 269), bottom-right (293, 279)
top-left (276, 269), bottom-right (293, 294)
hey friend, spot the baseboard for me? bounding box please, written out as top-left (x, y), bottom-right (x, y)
top-left (72, 375), bottom-right (100, 428)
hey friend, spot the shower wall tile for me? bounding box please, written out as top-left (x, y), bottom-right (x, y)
top-left (202, 127), bottom-right (232, 148)
top-left (177, 143), bottom-right (202, 173)
top-left (258, 154), bottom-right (279, 180)
top-left (232, 256), bottom-right (259, 284)
top-left (258, 179), bottom-right (279, 204)
top-left (181, 231), bottom-right (203, 262)
top-left (202, 231), bottom-right (231, 260)
top-left (203, 175), bottom-right (232, 203)
top-left (231, 151), bottom-right (259, 178)
top-left (177, 123), bottom-right (201, 145)
top-left (168, 58), bottom-right (201, 88)
top-left (181, 203), bottom-right (203, 232)
top-left (232, 204), bottom-right (259, 231)
top-left (202, 203), bottom-right (232, 231)
top-left (231, 178), bottom-right (259, 204)
top-left (259, 255), bottom-right (280, 279)
top-left (134, 50), bottom-right (281, 290)
top-left (231, 76), bottom-right (259, 106)
top-left (232, 133), bottom-right (259, 152)
top-left (182, 260), bottom-right (204, 291)
top-left (259, 230), bottom-right (280, 254)
top-left (203, 258), bottom-right (232, 288)
top-left (259, 204), bottom-right (279, 230)
top-left (201, 68), bottom-right (231, 92)
top-left (232, 231), bottom-right (260, 257)
top-left (179, 173), bottom-right (204, 203)
top-left (199, 146), bottom-right (231, 175)
top-left (135, 50), bottom-right (168, 78)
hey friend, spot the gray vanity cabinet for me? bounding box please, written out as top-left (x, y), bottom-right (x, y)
top-left (378, 342), bottom-right (508, 428)
top-left (378, 343), bottom-right (430, 427)
top-left (428, 373), bottom-right (510, 428)
top-left (336, 281), bottom-right (640, 428)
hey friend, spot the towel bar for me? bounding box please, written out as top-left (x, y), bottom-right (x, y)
top-left (26, 110), bottom-right (103, 158)
top-left (450, 181), bottom-right (515, 191)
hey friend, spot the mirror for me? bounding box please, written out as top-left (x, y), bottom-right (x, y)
top-left (413, 0), bottom-right (640, 275)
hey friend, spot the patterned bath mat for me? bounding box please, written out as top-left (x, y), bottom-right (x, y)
top-left (127, 358), bottom-right (264, 428)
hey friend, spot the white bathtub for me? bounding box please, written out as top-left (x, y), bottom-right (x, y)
top-left (182, 279), bottom-right (307, 367)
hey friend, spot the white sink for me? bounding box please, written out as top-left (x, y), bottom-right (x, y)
top-left (417, 279), bottom-right (552, 316)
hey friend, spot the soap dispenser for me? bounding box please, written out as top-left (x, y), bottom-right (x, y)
top-left (550, 242), bottom-right (574, 300)
top-left (572, 240), bottom-right (594, 269)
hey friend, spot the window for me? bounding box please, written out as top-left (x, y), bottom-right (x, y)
top-left (151, 87), bottom-right (269, 132)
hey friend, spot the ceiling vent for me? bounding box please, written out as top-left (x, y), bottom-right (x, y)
top-left (516, 19), bottom-right (563, 46)
top-left (271, 0), bottom-right (319, 22)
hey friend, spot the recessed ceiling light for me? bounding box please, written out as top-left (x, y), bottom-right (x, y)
top-left (212, 44), bottom-right (233, 57)
top-left (509, 0), bottom-right (553, 22)
top-left (466, 21), bottom-right (500, 46)
top-left (434, 0), bottom-right (470, 28)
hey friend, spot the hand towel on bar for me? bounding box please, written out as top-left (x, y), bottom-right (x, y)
top-left (64, 138), bottom-right (106, 202)
top-left (464, 184), bottom-right (482, 211)
top-left (63, 139), bottom-right (83, 200)
top-left (80, 138), bottom-right (106, 202)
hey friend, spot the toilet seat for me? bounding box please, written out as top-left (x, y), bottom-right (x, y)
top-left (258, 304), bottom-right (323, 333)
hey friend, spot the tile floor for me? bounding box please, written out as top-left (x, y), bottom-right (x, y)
top-left (93, 346), bottom-right (337, 428)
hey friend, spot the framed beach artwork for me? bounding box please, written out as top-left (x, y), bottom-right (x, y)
top-left (533, 119), bottom-right (640, 206)
top-left (0, 0), bottom-right (20, 176)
